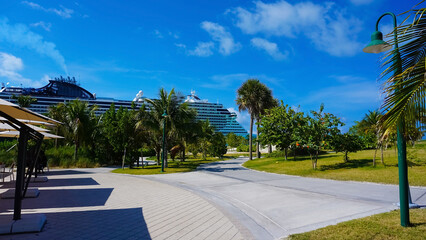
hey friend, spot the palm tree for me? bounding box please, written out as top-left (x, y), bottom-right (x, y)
top-left (48, 103), bottom-right (67, 148)
top-left (12, 95), bottom-right (37, 108)
top-left (236, 79), bottom-right (275, 160)
top-left (63, 100), bottom-right (97, 160)
top-left (144, 88), bottom-right (195, 166)
top-left (380, 3), bottom-right (426, 133)
top-left (199, 120), bottom-right (214, 160)
top-left (360, 110), bottom-right (384, 166)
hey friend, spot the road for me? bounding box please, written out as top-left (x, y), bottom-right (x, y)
top-left (141, 157), bottom-right (426, 239)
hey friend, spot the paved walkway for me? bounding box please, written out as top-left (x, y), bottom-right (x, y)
top-left (140, 157), bottom-right (426, 239)
top-left (0, 168), bottom-right (247, 240)
top-left (0, 158), bottom-right (425, 240)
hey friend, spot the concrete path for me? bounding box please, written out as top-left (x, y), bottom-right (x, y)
top-left (0, 168), bottom-right (247, 240)
top-left (140, 157), bottom-right (426, 240)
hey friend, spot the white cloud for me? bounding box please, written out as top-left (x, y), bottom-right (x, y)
top-left (329, 75), bottom-right (365, 83)
top-left (350, 0), bottom-right (374, 5)
top-left (0, 52), bottom-right (23, 71)
top-left (251, 38), bottom-right (288, 60)
top-left (202, 73), bottom-right (280, 89)
top-left (30, 21), bottom-right (51, 31)
top-left (22, 1), bottom-right (74, 18)
top-left (153, 29), bottom-right (163, 38)
top-left (168, 31), bottom-right (179, 39)
top-left (201, 21), bottom-right (242, 55)
top-left (0, 52), bottom-right (46, 87)
top-left (0, 18), bottom-right (67, 72)
top-left (300, 81), bottom-right (381, 109)
top-left (232, 1), bottom-right (363, 57)
top-left (188, 42), bottom-right (214, 57)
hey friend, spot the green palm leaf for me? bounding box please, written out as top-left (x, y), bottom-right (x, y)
top-left (380, 7), bottom-right (426, 132)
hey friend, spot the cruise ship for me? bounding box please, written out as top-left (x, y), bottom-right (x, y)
top-left (0, 77), bottom-right (247, 136)
top-left (0, 77), bottom-right (135, 116)
top-left (184, 91), bottom-right (247, 136)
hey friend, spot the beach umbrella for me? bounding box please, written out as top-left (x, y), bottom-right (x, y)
top-left (0, 99), bottom-right (60, 125)
top-left (0, 131), bottom-right (63, 139)
top-left (0, 122), bottom-right (49, 132)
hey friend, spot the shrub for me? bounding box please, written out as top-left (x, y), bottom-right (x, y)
top-left (236, 144), bottom-right (256, 152)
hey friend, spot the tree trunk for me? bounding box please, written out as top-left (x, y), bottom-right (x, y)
top-left (344, 151), bottom-right (349, 162)
top-left (140, 147), bottom-right (143, 168)
top-left (284, 147), bottom-right (288, 161)
top-left (156, 148), bottom-right (160, 165)
top-left (314, 150), bottom-right (319, 169)
top-left (294, 146), bottom-right (296, 161)
top-left (74, 141), bottom-right (78, 161)
top-left (268, 144), bottom-right (272, 154)
top-left (373, 148), bottom-right (377, 167)
top-left (381, 145), bottom-right (385, 166)
top-left (256, 120), bottom-right (261, 159)
top-left (249, 117), bottom-right (254, 160)
top-left (121, 147), bottom-right (126, 169)
top-left (182, 145), bottom-right (186, 162)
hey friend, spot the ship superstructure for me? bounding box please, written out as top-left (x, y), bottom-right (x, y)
top-left (185, 91), bottom-right (247, 136)
top-left (0, 79), bottom-right (247, 136)
top-left (0, 77), bottom-right (140, 115)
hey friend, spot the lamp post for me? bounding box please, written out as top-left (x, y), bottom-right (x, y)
top-left (161, 110), bottom-right (168, 172)
top-left (363, 12), bottom-right (409, 227)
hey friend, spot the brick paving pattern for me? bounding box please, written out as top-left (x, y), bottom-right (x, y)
top-left (0, 168), bottom-right (246, 240)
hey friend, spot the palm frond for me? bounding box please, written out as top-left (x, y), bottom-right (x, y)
top-left (380, 7), bottom-right (426, 131)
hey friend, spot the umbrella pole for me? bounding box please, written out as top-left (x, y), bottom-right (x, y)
top-left (14, 128), bottom-right (28, 220)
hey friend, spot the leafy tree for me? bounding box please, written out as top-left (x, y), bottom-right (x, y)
top-left (12, 95), bottom-right (37, 107)
top-left (258, 102), bottom-right (300, 160)
top-left (199, 120), bottom-right (214, 160)
top-left (331, 133), bottom-right (364, 162)
top-left (236, 79), bottom-right (276, 160)
top-left (301, 104), bottom-right (344, 169)
top-left (209, 132), bottom-right (227, 158)
top-left (226, 132), bottom-right (241, 149)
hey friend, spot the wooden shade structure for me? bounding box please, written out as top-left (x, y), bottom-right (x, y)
top-left (0, 99), bottom-right (61, 220)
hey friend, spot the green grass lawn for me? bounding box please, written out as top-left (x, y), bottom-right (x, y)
top-left (244, 141), bottom-right (426, 186)
top-left (289, 208), bottom-right (426, 240)
top-left (112, 156), bottom-right (228, 175)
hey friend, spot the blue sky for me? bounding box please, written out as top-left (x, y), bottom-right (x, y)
top-left (0, 0), bottom-right (418, 132)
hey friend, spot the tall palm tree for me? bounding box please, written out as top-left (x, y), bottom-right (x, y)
top-left (360, 110), bottom-right (384, 166)
top-left (380, 3), bottom-right (426, 132)
top-left (48, 103), bottom-right (67, 148)
top-left (144, 88), bottom-right (195, 166)
top-left (236, 79), bottom-right (275, 160)
top-left (64, 100), bottom-right (97, 160)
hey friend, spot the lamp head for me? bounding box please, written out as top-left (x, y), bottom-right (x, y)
top-left (162, 110), bottom-right (168, 117)
top-left (363, 31), bottom-right (392, 53)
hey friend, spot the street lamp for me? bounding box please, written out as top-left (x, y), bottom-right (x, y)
top-left (161, 110), bottom-right (168, 172)
top-left (363, 12), bottom-right (409, 227)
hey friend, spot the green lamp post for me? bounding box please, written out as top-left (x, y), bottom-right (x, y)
top-left (363, 12), bottom-right (409, 227)
top-left (161, 110), bottom-right (168, 172)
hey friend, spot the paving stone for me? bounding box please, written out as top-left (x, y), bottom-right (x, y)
top-left (0, 168), bottom-right (244, 240)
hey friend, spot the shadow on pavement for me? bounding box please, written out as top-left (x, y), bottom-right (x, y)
top-left (199, 167), bottom-right (245, 172)
top-left (8, 208), bottom-right (151, 239)
top-left (0, 178), bottom-right (100, 189)
top-left (0, 188), bottom-right (113, 212)
top-left (39, 170), bottom-right (93, 176)
top-left (29, 178), bottom-right (100, 188)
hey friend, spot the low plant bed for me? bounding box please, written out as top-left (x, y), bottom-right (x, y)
top-left (243, 141), bottom-right (426, 186)
top-left (289, 208), bottom-right (426, 240)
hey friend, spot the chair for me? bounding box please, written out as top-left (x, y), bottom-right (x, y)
top-left (0, 163), bottom-right (15, 182)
